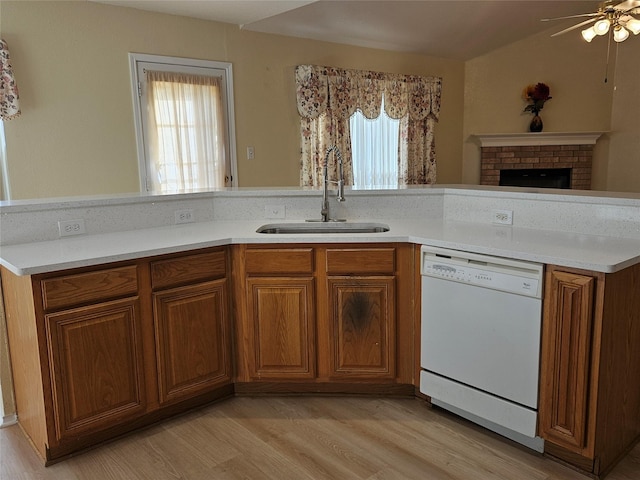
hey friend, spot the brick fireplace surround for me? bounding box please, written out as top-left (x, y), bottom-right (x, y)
top-left (474, 133), bottom-right (604, 190)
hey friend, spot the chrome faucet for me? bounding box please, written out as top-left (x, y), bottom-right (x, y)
top-left (319, 145), bottom-right (346, 222)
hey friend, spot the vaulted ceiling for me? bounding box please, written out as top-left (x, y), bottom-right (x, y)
top-left (90, 1), bottom-right (607, 60)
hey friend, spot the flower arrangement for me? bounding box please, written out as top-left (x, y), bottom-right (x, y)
top-left (523, 83), bottom-right (552, 116)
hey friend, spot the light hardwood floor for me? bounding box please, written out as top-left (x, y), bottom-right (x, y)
top-left (2, 396), bottom-right (639, 479)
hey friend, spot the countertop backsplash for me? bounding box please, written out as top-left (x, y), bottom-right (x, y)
top-left (0, 188), bottom-right (443, 245)
top-left (1, 186), bottom-right (639, 247)
top-left (442, 188), bottom-right (640, 239)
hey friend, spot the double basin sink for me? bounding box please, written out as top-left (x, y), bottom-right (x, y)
top-left (257, 222), bottom-right (390, 234)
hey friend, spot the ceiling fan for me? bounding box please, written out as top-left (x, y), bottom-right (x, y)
top-left (542, 0), bottom-right (640, 42)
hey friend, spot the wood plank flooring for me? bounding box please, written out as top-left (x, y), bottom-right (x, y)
top-left (2, 396), bottom-right (639, 479)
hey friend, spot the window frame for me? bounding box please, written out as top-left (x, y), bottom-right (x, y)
top-left (128, 53), bottom-right (238, 192)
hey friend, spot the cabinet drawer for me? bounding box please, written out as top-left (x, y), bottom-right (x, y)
top-left (41, 265), bottom-right (138, 311)
top-left (151, 250), bottom-right (226, 289)
top-left (326, 248), bottom-right (395, 274)
top-left (245, 248), bottom-right (314, 274)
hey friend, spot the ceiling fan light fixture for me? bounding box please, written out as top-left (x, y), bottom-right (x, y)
top-left (624, 16), bottom-right (640, 35)
top-left (594, 18), bottom-right (611, 35)
top-left (581, 26), bottom-right (598, 41)
top-left (613, 25), bottom-right (630, 42)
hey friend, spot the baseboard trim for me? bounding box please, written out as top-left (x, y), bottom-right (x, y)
top-left (1, 413), bottom-right (18, 428)
top-left (234, 382), bottom-right (415, 396)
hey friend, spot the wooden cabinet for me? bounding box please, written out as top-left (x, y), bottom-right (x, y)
top-left (239, 248), bottom-right (316, 380)
top-left (246, 277), bottom-right (316, 379)
top-left (539, 270), bottom-right (595, 453)
top-left (41, 266), bottom-right (147, 444)
top-left (539, 263), bottom-right (640, 476)
top-left (325, 248), bottom-right (396, 380)
top-left (1, 247), bottom-right (233, 463)
top-left (45, 298), bottom-right (146, 441)
top-left (1, 263), bottom-right (149, 460)
top-left (153, 280), bottom-right (231, 404)
top-left (233, 244), bottom-right (414, 393)
top-left (2, 241), bottom-right (415, 462)
top-left (151, 251), bottom-right (232, 405)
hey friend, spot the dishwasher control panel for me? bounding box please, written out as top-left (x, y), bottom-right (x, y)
top-left (421, 246), bottom-right (543, 298)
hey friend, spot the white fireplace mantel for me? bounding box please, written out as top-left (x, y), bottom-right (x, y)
top-left (473, 132), bottom-right (606, 147)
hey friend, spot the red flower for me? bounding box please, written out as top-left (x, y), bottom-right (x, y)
top-left (531, 83), bottom-right (551, 101)
top-left (523, 83), bottom-right (552, 115)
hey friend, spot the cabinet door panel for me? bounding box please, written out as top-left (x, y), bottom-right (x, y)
top-left (153, 280), bottom-right (231, 404)
top-left (328, 277), bottom-right (395, 379)
top-left (540, 270), bottom-right (595, 453)
top-left (45, 298), bottom-right (146, 441)
top-left (246, 277), bottom-right (315, 379)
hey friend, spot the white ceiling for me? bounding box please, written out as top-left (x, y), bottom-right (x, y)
top-left (90, 1), bottom-right (609, 60)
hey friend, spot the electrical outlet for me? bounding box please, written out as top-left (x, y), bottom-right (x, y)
top-left (58, 219), bottom-right (86, 237)
top-left (491, 209), bottom-right (513, 225)
top-left (264, 205), bottom-right (286, 219)
top-left (175, 209), bottom-right (195, 224)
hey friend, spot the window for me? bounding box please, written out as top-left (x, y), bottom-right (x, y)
top-left (296, 65), bottom-right (440, 189)
top-left (349, 96), bottom-right (401, 189)
top-left (129, 54), bottom-right (237, 193)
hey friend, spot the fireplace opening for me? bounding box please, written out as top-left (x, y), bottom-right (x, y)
top-left (499, 168), bottom-right (571, 189)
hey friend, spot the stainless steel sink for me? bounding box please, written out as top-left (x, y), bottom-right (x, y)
top-left (256, 222), bottom-right (390, 234)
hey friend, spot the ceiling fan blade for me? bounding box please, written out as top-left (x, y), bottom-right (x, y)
top-left (541, 13), bottom-right (601, 21)
top-left (615, 1), bottom-right (640, 10)
top-left (550, 17), bottom-right (601, 37)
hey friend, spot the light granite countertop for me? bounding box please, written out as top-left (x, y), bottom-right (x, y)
top-left (1, 217), bottom-right (639, 276)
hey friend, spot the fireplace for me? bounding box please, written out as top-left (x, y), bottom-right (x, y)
top-left (473, 132), bottom-right (603, 190)
top-left (500, 168), bottom-right (572, 189)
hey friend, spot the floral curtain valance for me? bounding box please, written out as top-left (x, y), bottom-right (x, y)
top-left (295, 64), bottom-right (441, 122)
top-left (0, 39), bottom-right (21, 121)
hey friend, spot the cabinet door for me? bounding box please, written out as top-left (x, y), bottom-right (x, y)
top-left (539, 269), bottom-right (595, 453)
top-left (153, 280), bottom-right (231, 405)
top-left (45, 298), bottom-right (146, 442)
top-left (246, 277), bottom-right (316, 379)
top-left (327, 276), bottom-right (395, 379)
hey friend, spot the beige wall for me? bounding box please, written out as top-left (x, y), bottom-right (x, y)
top-left (606, 41), bottom-right (640, 192)
top-left (0, 1), bottom-right (464, 199)
top-left (3, 1), bottom-right (637, 199)
top-left (463, 25), bottom-right (640, 193)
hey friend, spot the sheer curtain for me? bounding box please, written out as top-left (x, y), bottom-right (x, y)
top-left (296, 65), bottom-right (441, 188)
top-left (350, 96), bottom-right (400, 188)
top-left (146, 71), bottom-right (227, 193)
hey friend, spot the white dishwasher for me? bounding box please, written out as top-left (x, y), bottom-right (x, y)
top-left (419, 245), bottom-right (545, 452)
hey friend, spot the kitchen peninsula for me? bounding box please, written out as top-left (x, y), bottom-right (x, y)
top-left (1, 186), bottom-right (640, 477)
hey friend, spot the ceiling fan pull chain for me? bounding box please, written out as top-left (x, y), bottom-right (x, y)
top-left (613, 39), bottom-right (620, 90)
top-left (604, 28), bottom-right (612, 83)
